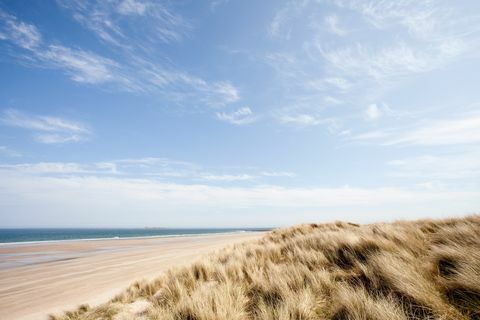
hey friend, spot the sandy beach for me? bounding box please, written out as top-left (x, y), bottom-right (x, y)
top-left (0, 232), bottom-right (264, 320)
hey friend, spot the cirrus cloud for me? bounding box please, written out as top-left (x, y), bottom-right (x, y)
top-left (0, 109), bottom-right (91, 144)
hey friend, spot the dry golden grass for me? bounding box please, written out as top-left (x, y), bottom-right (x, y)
top-left (50, 215), bottom-right (480, 320)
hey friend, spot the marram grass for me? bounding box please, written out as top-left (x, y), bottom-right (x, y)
top-left (51, 215), bottom-right (480, 320)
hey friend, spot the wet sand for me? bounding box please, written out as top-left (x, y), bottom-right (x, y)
top-left (0, 232), bottom-right (264, 320)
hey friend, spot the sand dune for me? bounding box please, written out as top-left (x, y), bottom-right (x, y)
top-left (51, 216), bottom-right (480, 320)
top-left (0, 232), bottom-right (263, 320)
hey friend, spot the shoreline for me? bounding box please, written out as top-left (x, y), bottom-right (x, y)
top-left (0, 229), bottom-right (267, 246)
top-left (0, 231), bottom-right (265, 320)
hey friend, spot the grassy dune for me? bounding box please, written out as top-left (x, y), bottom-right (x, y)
top-left (51, 215), bottom-right (480, 320)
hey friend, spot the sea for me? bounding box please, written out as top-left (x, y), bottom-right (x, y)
top-left (0, 228), bottom-right (271, 244)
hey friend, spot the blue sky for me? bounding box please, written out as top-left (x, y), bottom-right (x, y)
top-left (1, 0), bottom-right (479, 227)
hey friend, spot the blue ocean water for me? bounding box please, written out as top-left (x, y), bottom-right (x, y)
top-left (0, 228), bottom-right (270, 244)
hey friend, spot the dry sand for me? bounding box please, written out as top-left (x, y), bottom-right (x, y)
top-left (0, 232), bottom-right (263, 320)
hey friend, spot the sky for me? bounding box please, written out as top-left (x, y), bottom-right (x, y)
top-left (0, 0), bottom-right (480, 228)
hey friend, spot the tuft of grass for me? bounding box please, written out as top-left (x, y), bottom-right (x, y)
top-left (51, 215), bottom-right (480, 320)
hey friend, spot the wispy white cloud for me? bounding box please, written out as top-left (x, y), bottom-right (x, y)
top-left (325, 14), bottom-right (347, 36)
top-left (304, 77), bottom-right (352, 93)
top-left (52, 1), bottom-right (203, 101)
top-left (279, 114), bottom-right (322, 127)
top-left (33, 133), bottom-right (85, 144)
top-left (0, 161), bottom-right (120, 175)
top-left (351, 130), bottom-right (388, 141)
top-left (200, 173), bottom-right (255, 181)
top-left (56, 0), bottom-right (189, 45)
top-left (0, 11), bottom-right (125, 86)
top-left (0, 158), bottom-right (296, 184)
top-left (0, 11), bottom-right (41, 50)
top-left (365, 103), bottom-right (380, 120)
top-left (279, 113), bottom-right (342, 132)
top-left (0, 8), bottom-right (239, 109)
top-left (0, 162), bottom-right (87, 174)
top-left (266, 0), bottom-right (480, 133)
top-left (269, 6), bottom-right (289, 38)
top-left (324, 96), bottom-right (342, 105)
top-left (320, 41), bottom-right (464, 80)
top-left (113, 157), bottom-right (296, 181)
top-left (329, 0), bottom-right (443, 39)
top-left (115, 157), bottom-right (199, 177)
top-left (264, 52), bottom-right (297, 69)
top-left (95, 162), bottom-right (118, 174)
top-left (269, 1), bottom-right (307, 38)
top-left (140, 62), bottom-right (240, 107)
top-left (201, 81), bottom-right (240, 107)
top-left (216, 107), bottom-right (257, 125)
top-left (353, 113), bottom-right (480, 146)
top-left (315, 0), bottom-right (475, 80)
top-left (1, 109), bottom-right (89, 133)
top-left (144, 67), bottom-right (241, 108)
top-left (39, 45), bottom-right (120, 84)
top-left (323, 77), bottom-right (351, 90)
top-left (0, 174), bottom-right (450, 207)
top-left (260, 171), bottom-right (296, 178)
top-left (388, 150), bottom-right (480, 180)
top-left (117, 0), bottom-right (148, 16)
top-left (387, 113), bottom-right (480, 146)
top-left (1, 168), bottom-right (479, 226)
top-left (1, 109), bottom-right (91, 144)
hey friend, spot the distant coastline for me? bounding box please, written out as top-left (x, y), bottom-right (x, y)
top-left (0, 228), bottom-right (271, 245)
